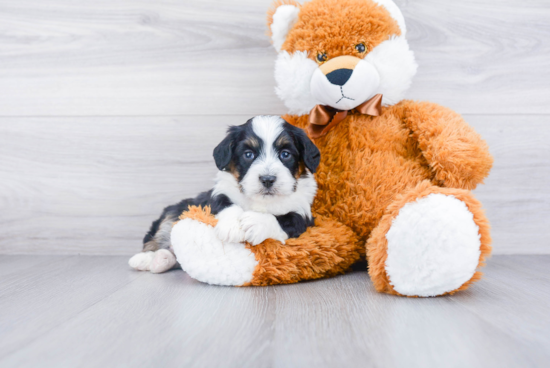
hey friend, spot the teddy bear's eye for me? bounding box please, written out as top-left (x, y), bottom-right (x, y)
top-left (316, 52), bottom-right (328, 63)
top-left (355, 43), bottom-right (366, 53)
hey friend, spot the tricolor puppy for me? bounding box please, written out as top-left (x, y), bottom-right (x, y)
top-left (129, 115), bottom-right (320, 273)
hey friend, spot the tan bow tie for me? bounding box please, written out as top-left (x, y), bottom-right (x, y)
top-left (306, 94), bottom-right (383, 139)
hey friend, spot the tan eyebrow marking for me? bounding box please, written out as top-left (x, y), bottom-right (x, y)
top-left (244, 136), bottom-right (260, 149)
top-left (275, 134), bottom-right (292, 147)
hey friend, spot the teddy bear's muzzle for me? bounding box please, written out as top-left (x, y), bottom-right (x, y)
top-left (321, 55), bottom-right (361, 86)
top-left (310, 55), bottom-right (381, 111)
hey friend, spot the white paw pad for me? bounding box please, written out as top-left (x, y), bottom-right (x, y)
top-left (128, 251), bottom-right (155, 271)
top-left (150, 249), bottom-right (177, 274)
top-left (385, 194), bottom-right (481, 297)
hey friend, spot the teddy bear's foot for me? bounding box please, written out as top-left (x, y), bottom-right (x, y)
top-left (171, 217), bottom-right (258, 286)
top-left (385, 194), bottom-right (481, 296)
top-left (367, 182), bottom-right (491, 297)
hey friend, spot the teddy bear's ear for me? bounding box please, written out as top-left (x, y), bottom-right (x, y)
top-left (267, 0), bottom-right (301, 52)
top-left (372, 0), bottom-right (407, 36)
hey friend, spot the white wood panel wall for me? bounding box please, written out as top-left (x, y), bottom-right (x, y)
top-left (0, 0), bottom-right (548, 254)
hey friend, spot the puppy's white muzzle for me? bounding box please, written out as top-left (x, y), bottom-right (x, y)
top-left (310, 57), bottom-right (380, 111)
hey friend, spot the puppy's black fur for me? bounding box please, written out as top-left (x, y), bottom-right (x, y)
top-left (142, 190), bottom-right (232, 249)
top-left (275, 212), bottom-right (316, 238)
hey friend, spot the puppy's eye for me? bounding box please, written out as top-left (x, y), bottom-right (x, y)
top-left (316, 52), bottom-right (327, 63)
top-left (279, 150), bottom-right (291, 161)
top-left (355, 43), bottom-right (366, 53)
top-left (243, 151), bottom-right (255, 161)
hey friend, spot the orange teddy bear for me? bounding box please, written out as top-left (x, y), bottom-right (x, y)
top-left (171, 0), bottom-right (493, 297)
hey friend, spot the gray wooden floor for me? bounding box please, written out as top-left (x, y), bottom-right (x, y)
top-left (1, 255), bottom-right (549, 368)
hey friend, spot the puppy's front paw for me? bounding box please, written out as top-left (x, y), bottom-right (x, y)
top-left (239, 211), bottom-right (287, 246)
top-left (215, 205), bottom-right (246, 243)
top-left (215, 218), bottom-right (245, 243)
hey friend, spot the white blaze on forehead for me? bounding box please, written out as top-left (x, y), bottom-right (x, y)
top-left (246, 115), bottom-right (290, 191)
top-left (251, 115), bottom-right (284, 153)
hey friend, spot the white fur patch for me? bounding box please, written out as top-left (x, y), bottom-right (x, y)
top-left (149, 249), bottom-right (177, 274)
top-left (212, 170), bottom-right (317, 218)
top-left (215, 205), bottom-right (246, 243)
top-left (251, 115), bottom-right (284, 145)
top-left (128, 251), bottom-right (156, 271)
top-left (239, 211), bottom-right (288, 245)
top-left (171, 218), bottom-right (258, 286)
top-left (365, 37), bottom-right (417, 106)
top-left (274, 51), bottom-right (320, 115)
top-left (129, 250), bottom-right (176, 273)
top-left (271, 5), bottom-right (300, 51)
top-left (385, 194), bottom-right (482, 297)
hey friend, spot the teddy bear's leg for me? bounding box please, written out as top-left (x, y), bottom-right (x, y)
top-left (367, 181), bottom-right (492, 297)
top-left (171, 206), bottom-right (362, 286)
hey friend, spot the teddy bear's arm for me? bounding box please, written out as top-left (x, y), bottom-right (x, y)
top-left (172, 207), bottom-right (363, 286)
top-left (403, 101), bottom-right (493, 190)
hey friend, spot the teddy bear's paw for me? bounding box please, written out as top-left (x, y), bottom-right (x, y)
top-left (128, 251), bottom-right (156, 271)
top-left (385, 194), bottom-right (482, 297)
top-left (149, 249), bottom-right (177, 274)
top-left (239, 211), bottom-right (288, 246)
top-left (215, 206), bottom-right (246, 243)
top-left (171, 218), bottom-right (258, 286)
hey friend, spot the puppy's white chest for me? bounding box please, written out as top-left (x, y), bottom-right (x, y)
top-left (248, 202), bottom-right (269, 213)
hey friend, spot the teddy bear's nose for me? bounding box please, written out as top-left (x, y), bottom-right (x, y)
top-left (325, 68), bottom-right (353, 86)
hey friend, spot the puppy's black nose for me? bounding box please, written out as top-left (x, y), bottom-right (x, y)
top-left (325, 68), bottom-right (353, 86)
top-left (260, 175), bottom-right (276, 188)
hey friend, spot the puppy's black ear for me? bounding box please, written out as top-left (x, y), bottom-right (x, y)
top-left (287, 123), bottom-right (321, 173)
top-left (213, 132), bottom-right (234, 171)
top-left (300, 131), bottom-right (321, 173)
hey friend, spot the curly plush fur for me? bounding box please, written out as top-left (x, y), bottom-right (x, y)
top-left (171, 0), bottom-right (493, 296)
